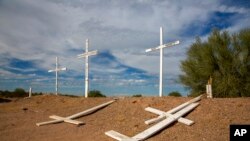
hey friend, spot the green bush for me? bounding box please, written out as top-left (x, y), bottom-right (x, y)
top-left (88, 90), bottom-right (106, 97)
top-left (13, 88), bottom-right (27, 97)
top-left (168, 91), bottom-right (182, 97)
top-left (180, 28), bottom-right (250, 97)
top-left (132, 94), bottom-right (142, 97)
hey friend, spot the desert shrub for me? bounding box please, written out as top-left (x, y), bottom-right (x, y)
top-left (13, 88), bottom-right (27, 97)
top-left (88, 90), bottom-right (106, 97)
top-left (132, 94), bottom-right (142, 97)
top-left (180, 28), bottom-right (250, 97)
top-left (168, 91), bottom-right (182, 97)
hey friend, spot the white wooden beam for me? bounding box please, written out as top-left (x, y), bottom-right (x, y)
top-left (145, 107), bottom-right (194, 125)
top-left (29, 87), bottom-right (32, 97)
top-left (132, 103), bottom-right (199, 140)
top-left (77, 39), bottom-right (98, 98)
top-left (49, 115), bottom-right (84, 125)
top-left (145, 27), bottom-right (180, 97)
top-left (36, 100), bottom-right (115, 126)
top-left (145, 95), bottom-right (202, 125)
top-left (48, 56), bottom-right (67, 95)
top-left (105, 102), bottom-right (200, 141)
top-left (105, 130), bottom-right (133, 141)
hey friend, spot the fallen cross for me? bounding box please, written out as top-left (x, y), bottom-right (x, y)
top-left (145, 95), bottom-right (202, 125)
top-left (105, 95), bottom-right (201, 141)
top-left (36, 100), bottom-right (115, 126)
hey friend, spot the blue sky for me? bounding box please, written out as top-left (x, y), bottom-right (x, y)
top-left (0, 0), bottom-right (249, 96)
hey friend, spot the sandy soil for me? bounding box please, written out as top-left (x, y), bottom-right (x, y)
top-left (0, 95), bottom-right (249, 141)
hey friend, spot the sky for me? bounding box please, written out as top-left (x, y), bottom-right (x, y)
top-left (0, 0), bottom-right (249, 96)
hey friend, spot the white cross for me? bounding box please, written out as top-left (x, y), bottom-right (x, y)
top-left (48, 57), bottom-right (67, 95)
top-left (29, 87), bottom-right (32, 97)
top-left (145, 27), bottom-right (180, 97)
top-left (77, 39), bottom-right (98, 98)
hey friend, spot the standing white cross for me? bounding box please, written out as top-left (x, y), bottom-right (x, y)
top-left (77, 39), bottom-right (98, 98)
top-left (145, 27), bottom-right (180, 97)
top-left (48, 57), bottom-right (67, 95)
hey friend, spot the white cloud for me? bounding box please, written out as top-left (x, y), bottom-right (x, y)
top-left (0, 0), bottom-right (249, 93)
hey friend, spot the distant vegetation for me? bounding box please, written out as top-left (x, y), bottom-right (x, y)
top-left (88, 90), bottom-right (106, 97)
top-left (0, 88), bottom-right (42, 98)
top-left (180, 28), bottom-right (250, 97)
top-left (132, 94), bottom-right (142, 97)
top-left (168, 91), bottom-right (182, 97)
top-left (60, 94), bottom-right (79, 98)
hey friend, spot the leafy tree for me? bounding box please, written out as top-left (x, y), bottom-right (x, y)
top-left (180, 28), bottom-right (250, 97)
top-left (88, 90), bottom-right (106, 97)
top-left (168, 91), bottom-right (182, 97)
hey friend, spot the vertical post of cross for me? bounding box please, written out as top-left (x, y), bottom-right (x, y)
top-left (85, 39), bottom-right (89, 98)
top-left (159, 27), bottom-right (163, 97)
top-left (145, 27), bottom-right (180, 97)
top-left (77, 39), bottom-right (98, 98)
top-left (206, 76), bottom-right (213, 98)
top-left (48, 56), bottom-right (67, 95)
top-left (55, 57), bottom-right (58, 95)
top-left (29, 87), bottom-right (32, 97)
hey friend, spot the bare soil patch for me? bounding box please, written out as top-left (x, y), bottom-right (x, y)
top-left (0, 95), bottom-right (249, 141)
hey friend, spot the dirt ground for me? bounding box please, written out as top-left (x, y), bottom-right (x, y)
top-left (0, 95), bottom-right (249, 141)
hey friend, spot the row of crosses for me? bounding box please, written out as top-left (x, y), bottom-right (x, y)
top-left (48, 27), bottom-right (180, 97)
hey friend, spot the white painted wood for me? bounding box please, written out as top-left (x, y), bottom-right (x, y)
top-left (29, 87), bottom-right (32, 97)
top-left (178, 117), bottom-right (194, 125)
top-left (105, 103), bottom-right (199, 141)
top-left (144, 115), bottom-right (165, 125)
top-left (49, 115), bottom-right (84, 125)
top-left (36, 100), bottom-right (115, 126)
top-left (145, 112), bottom-right (193, 125)
top-left (145, 42), bottom-right (180, 52)
top-left (206, 84), bottom-right (213, 98)
top-left (67, 100), bottom-right (115, 119)
top-left (77, 39), bottom-right (98, 98)
top-left (77, 50), bottom-right (98, 58)
top-left (145, 95), bottom-right (201, 125)
top-left (132, 103), bottom-right (199, 140)
top-left (159, 27), bottom-right (163, 97)
top-left (105, 130), bottom-right (132, 141)
top-left (48, 57), bottom-right (67, 95)
top-left (145, 27), bottom-right (180, 97)
top-left (36, 119), bottom-right (63, 126)
top-left (145, 107), bottom-right (165, 115)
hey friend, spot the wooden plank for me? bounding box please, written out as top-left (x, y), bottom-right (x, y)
top-left (145, 107), bottom-right (165, 115)
top-left (144, 95), bottom-right (201, 125)
top-left (178, 117), bottom-right (194, 125)
top-left (145, 107), bottom-right (194, 125)
top-left (49, 115), bottom-right (84, 125)
top-left (68, 100), bottom-right (115, 119)
top-left (105, 130), bottom-right (133, 141)
top-left (36, 119), bottom-right (63, 126)
top-left (145, 115), bottom-right (165, 125)
top-left (164, 95), bottom-right (202, 114)
top-left (36, 100), bottom-right (115, 126)
top-left (105, 102), bottom-right (200, 141)
top-left (132, 103), bottom-right (199, 140)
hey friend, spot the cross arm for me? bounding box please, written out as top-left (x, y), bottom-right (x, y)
top-left (49, 115), bottom-right (84, 125)
top-left (145, 107), bottom-right (194, 125)
top-left (77, 50), bottom-right (98, 58)
top-left (48, 67), bottom-right (67, 72)
top-left (105, 103), bottom-right (199, 141)
top-left (145, 40), bottom-right (180, 52)
top-left (105, 130), bottom-right (137, 141)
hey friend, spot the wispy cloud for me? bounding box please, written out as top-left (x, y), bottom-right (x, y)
top-left (0, 0), bottom-right (249, 95)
